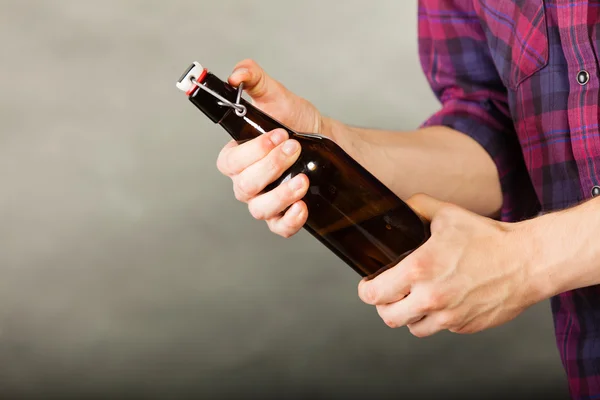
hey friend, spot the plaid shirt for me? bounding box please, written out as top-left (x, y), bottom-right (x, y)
top-left (418, 1), bottom-right (600, 398)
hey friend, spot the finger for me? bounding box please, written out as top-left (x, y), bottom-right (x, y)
top-left (217, 129), bottom-right (288, 177)
top-left (376, 293), bottom-right (426, 329)
top-left (222, 139), bottom-right (237, 150)
top-left (248, 174), bottom-right (310, 220)
top-left (404, 193), bottom-right (447, 222)
top-left (357, 251), bottom-right (421, 305)
top-left (266, 201), bottom-right (308, 238)
top-left (407, 312), bottom-right (453, 338)
top-left (228, 59), bottom-right (287, 101)
top-left (233, 138), bottom-right (301, 202)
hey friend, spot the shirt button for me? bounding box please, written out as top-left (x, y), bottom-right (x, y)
top-left (592, 186), bottom-right (600, 197)
top-left (577, 70), bottom-right (590, 85)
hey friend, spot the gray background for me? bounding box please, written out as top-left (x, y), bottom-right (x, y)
top-left (0, 1), bottom-right (568, 399)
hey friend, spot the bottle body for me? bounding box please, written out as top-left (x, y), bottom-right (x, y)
top-left (179, 64), bottom-right (430, 277)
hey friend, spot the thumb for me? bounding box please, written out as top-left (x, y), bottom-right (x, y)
top-left (404, 193), bottom-right (446, 221)
top-left (228, 59), bottom-right (287, 102)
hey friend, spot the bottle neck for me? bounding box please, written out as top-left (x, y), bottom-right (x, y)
top-left (188, 72), bottom-right (292, 143)
top-left (188, 73), bottom-right (238, 124)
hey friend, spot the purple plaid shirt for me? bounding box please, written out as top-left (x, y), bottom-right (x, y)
top-left (418, 1), bottom-right (600, 398)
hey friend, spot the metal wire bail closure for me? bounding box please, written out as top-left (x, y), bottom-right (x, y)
top-left (191, 78), bottom-right (247, 117)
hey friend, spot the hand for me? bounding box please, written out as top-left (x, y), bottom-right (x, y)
top-left (358, 194), bottom-right (538, 337)
top-left (217, 59), bottom-right (321, 238)
top-left (227, 59), bottom-right (323, 135)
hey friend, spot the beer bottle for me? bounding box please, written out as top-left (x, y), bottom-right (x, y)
top-left (176, 62), bottom-right (430, 278)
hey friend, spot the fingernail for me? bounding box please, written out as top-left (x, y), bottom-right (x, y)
top-left (282, 140), bottom-right (300, 156)
top-left (289, 203), bottom-right (302, 216)
top-left (230, 68), bottom-right (248, 81)
top-left (270, 129), bottom-right (287, 146)
top-left (289, 175), bottom-right (304, 191)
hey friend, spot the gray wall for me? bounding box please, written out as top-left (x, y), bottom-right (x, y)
top-left (0, 1), bottom-right (568, 399)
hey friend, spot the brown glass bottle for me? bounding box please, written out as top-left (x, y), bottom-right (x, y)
top-left (176, 62), bottom-right (430, 278)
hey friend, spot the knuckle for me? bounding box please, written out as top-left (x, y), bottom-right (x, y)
top-left (409, 326), bottom-right (428, 338)
top-left (436, 203), bottom-right (460, 223)
top-left (269, 218), bottom-right (289, 238)
top-left (258, 134), bottom-right (276, 155)
top-left (419, 291), bottom-right (444, 313)
top-left (246, 65), bottom-right (267, 96)
top-left (406, 260), bottom-right (427, 283)
top-left (247, 201), bottom-right (265, 220)
top-left (430, 217), bottom-right (445, 234)
top-left (406, 248), bottom-right (436, 281)
top-left (375, 306), bottom-right (397, 328)
top-left (456, 326), bottom-right (474, 335)
top-left (233, 181), bottom-right (253, 203)
top-left (236, 177), bottom-right (255, 200)
top-left (233, 187), bottom-right (245, 203)
top-left (266, 219), bottom-right (278, 234)
top-left (278, 226), bottom-right (295, 239)
top-left (265, 155), bottom-right (281, 176)
top-left (232, 181), bottom-right (244, 202)
top-left (384, 319), bottom-right (398, 329)
top-left (431, 205), bottom-right (458, 234)
top-left (363, 284), bottom-right (380, 304)
top-left (274, 186), bottom-right (292, 208)
top-left (437, 312), bottom-right (457, 329)
top-left (281, 218), bottom-right (302, 238)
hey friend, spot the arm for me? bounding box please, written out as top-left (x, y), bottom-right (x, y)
top-left (317, 0), bottom-right (538, 221)
top-left (527, 197), bottom-right (600, 299)
top-left (321, 120), bottom-right (504, 219)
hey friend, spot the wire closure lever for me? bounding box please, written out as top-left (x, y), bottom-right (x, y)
top-left (191, 77), bottom-right (247, 117)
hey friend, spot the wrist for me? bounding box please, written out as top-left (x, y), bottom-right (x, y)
top-left (514, 206), bottom-right (590, 302)
top-left (318, 115), bottom-right (337, 140)
top-left (506, 218), bottom-right (554, 305)
top-left (500, 211), bottom-right (571, 307)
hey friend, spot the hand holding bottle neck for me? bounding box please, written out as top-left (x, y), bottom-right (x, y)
top-left (177, 62), bottom-right (335, 143)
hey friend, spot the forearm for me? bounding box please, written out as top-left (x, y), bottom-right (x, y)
top-left (526, 198), bottom-right (600, 300)
top-left (321, 117), bottom-right (503, 218)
